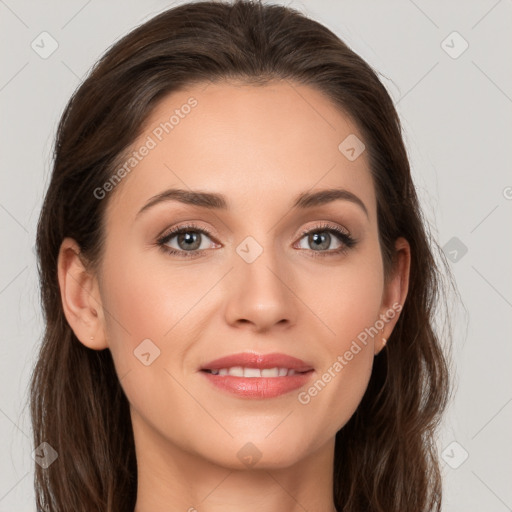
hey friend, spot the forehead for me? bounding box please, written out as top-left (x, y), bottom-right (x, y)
top-left (105, 80), bottom-right (376, 224)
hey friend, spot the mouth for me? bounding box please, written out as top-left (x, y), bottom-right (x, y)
top-left (201, 367), bottom-right (312, 377)
top-left (199, 352), bottom-right (315, 399)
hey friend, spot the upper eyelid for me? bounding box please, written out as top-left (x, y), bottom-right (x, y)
top-left (158, 223), bottom-right (215, 242)
top-left (298, 222), bottom-right (350, 236)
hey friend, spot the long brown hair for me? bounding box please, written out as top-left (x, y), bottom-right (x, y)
top-left (30, 1), bottom-right (453, 510)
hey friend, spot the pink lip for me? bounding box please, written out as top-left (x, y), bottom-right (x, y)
top-left (199, 352), bottom-right (315, 399)
top-left (200, 352), bottom-right (314, 372)
top-left (201, 372), bottom-right (314, 399)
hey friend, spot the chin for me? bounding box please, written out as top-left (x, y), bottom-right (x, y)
top-left (196, 433), bottom-right (312, 471)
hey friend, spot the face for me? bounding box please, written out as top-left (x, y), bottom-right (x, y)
top-left (61, 80), bottom-right (408, 471)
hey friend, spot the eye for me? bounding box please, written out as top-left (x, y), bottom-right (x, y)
top-left (295, 222), bottom-right (357, 257)
top-left (156, 221), bottom-right (357, 259)
top-left (156, 223), bottom-right (218, 258)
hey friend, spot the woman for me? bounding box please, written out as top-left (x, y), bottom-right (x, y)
top-left (30, 1), bottom-right (452, 511)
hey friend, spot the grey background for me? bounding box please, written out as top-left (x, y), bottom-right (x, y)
top-left (1, 0), bottom-right (511, 510)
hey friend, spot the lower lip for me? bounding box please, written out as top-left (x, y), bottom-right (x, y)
top-left (200, 370), bottom-right (314, 399)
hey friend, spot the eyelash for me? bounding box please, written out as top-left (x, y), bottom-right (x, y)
top-left (156, 222), bottom-right (357, 259)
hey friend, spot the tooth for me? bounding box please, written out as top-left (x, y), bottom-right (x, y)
top-left (228, 366), bottom-right (244, 377)
top-left (244, 368), bottom-right (262, 378)
top-left (261, 367), bottom-right (280, 377)
top-left (209, 366), bottom-right (298, 377)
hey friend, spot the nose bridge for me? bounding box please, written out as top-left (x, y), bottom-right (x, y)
top-left (223, 231), bottom-right (297, 330)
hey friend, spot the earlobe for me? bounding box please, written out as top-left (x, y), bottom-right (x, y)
top-left (375, 237), bottom-right (411, 354)
top-left (57, 237), bottom-right (108, 350)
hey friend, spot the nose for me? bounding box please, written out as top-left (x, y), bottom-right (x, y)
top-left (223, 242), bottom-right (298, 333)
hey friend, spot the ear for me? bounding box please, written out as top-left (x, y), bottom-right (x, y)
top-left (375, 237), bottom-right (411, 355)
top-left (57, 237), bottom-right (108, 350)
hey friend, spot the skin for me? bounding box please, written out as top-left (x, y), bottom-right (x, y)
top-left (58, 80), bottom-right (410, 512)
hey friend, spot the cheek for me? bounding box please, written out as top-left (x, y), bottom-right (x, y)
top-left (101, 247), bottom-right (204, 339)
top-left (299, 334), bottom-right (375, 438)
top-left (300, 246), bottom-right (384, 344)
top-left (98, 247), bottom-right (222, 386)
top-left (98, 249), bottom-right (179, 369)
top-left (98, 251), bottom-right (206, 424)
top-left (295, 246), bottom-right (383, 430)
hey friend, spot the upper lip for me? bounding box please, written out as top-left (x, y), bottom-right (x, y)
top-left (200, 352), bottom-right (314, 372)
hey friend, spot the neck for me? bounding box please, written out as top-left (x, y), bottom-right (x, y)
top-left (132, 413), bottom-right (337, 512)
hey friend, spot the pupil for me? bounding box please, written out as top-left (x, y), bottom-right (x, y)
top-left (311, 232), bottom-right (329, 250)
top-left (179, 232), bottom-right (200, 250)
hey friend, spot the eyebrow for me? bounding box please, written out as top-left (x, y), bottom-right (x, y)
top-left (136, 187), bottom-right (369, 219)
